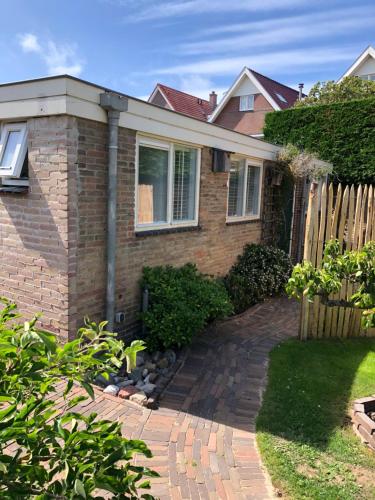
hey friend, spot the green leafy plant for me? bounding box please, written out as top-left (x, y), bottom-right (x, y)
top-left (224, 244), bottom-right (293, 313)
top-left (0, 298), bottom-right (157, 499)
top-left (264, 96), bottom-right (375, 184)
top-left (140, 263), bottom-right (233, 351)
top-left (295, 76), bottom-right (375, 107)
top-left (286, 240), bottom-right (375, 329)
top-left (277, 143), bottom-right (332, 180)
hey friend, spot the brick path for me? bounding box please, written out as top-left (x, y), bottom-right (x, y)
top-left (49, 297), bottom-right (299, 499)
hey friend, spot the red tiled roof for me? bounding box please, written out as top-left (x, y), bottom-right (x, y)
top-left (152, 83), bottom-right (214, 121)
top-left (250, 69), bottom-right (300, 109)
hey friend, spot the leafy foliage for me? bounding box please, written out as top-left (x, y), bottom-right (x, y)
top-left (277, 143), bottom-right (332, 180)
top-left (264, 96), bottom-right (375, 184)
top-left (224, 244), bottom-right (293, 314)
top-left (141, 263), bottom-right (233, 351)
top-left (295, 76), bottom-right (375, 107)
top-left (0, 298), bottom-right (157, 499)
top-left (286, 240), bottom-right (375, 329)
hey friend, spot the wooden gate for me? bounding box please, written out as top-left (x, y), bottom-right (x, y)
top-left (300, 182), bottom-right (375, 339)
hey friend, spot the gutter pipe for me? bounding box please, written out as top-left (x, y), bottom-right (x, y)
top-left (100, 92), bottom-right (128, 331)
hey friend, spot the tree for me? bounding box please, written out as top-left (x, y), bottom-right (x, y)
top-left (295, 76), bottom-right (375, 107)
top-left (0, 298), bottom-right (157, 499)
top-left (286, 240), bottom-right (375, 329)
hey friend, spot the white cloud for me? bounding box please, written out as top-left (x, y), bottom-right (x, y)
top-left (18, 33), bottom-right (84, 76)
top-left (180, 9), bottom-right (375, 55)
top-left (179, 75), bottom-right (226, 100)
top-left (123, 0), bottom-right (318, 22)
top-left (18, 33), bottom-right (41, 53)
top-left (145, 47), bottom-right (360, 77)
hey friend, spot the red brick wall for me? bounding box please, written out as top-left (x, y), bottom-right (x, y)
top-left (0, 116), bottom-right (78, 340)
top-left (214, 95), bottom-right (274, 135)
top-left (73, 118), bottom-right (278, 337)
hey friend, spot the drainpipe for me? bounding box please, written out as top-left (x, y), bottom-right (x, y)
top-left (100, 92), bottom-right (128, 331)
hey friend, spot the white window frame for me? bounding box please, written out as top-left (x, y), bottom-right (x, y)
top-left (226, 157), bottom-right (263, 222)
top-left (0, 122), bottom-right (28, 178)
top-left (135, 135), bottom-right (201, 232)
top-left (239, 94), bottom-right (254, 111)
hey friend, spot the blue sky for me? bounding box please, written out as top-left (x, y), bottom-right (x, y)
top-left (1, 0), bottom-right (374, 101)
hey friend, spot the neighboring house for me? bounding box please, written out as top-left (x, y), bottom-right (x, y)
top-left (209, 67), bottom-right (300, 137)
top-left (150, 69), bottom-right (300, 137)
top-left (338, 45), bottom-right (375, 82)
top-left (0, 75), bottom-right (282, 341)
top-left (148, 83), bottom-right (217, 121)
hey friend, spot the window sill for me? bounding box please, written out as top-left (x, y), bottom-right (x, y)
top-left (0, 185), bottom-right (29, 194)
top-left (135, 225), bottom-right (202, 237)
top-left (226, 217), bottom-right (260, 226)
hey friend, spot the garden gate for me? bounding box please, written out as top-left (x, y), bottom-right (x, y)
top-left (300, 182), bottom-right (375, 339)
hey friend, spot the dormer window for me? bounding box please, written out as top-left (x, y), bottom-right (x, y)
top-left (0, 123), bottom-right (28, 178)
top-left (239, 95), bottom-right (254, 111)
top-left (276, 92), bottom-right (287, 103)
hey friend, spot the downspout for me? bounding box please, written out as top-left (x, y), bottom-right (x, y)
top-left (100, 92), bottom-right (128, 331)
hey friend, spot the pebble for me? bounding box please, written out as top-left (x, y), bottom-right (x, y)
top-left (165, 349), bottom-right (177, 365)
top-left (141, 383), bottom-right (156, 396)
top-left (118, 379), bottom-right (134, 388)
top-left (157, 358), bottom-right (169, 369)
top-left (129, 391), bottom-right (147, 405)
top-left (142, 368), bottom-right (148, 377)
top-left (145, 362), bottom-right (156, 372)
top-left (129, 367), bottom-right (143, 382)
top-left (103, 384), bottom-right (120, 396)
top-left (152, 351), bottom-right (161, 362)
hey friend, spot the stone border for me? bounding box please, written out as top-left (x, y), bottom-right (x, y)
top-left (352, 395), bottom-right (375, 451)
top-left (95, 347), bottom-right (189, 409)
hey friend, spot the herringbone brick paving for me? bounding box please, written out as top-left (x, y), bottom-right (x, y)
top-left (24, 297), bottom-right (299, 499)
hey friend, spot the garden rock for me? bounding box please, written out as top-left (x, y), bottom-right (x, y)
top-left (145, 362), bottom-right (156, 372)
top-left (103, 384), bottom-right (120, 396)
top-left (129, 367), bottom-right (143, 382)
top-left (165, 349), bottom-right (176, 365)
top-left (118, 386), bottom-right (139, 399)
top-left (141, 383), bottom-right (156, 396)
top-left (142, 368), bottom-right (148, 377)
top-left (152, 351), bottom-right (161, 363)
top-left (94, 374), bottom-right (114, 387)
top-left (136, 353), bottom-right (145, 367)
top-left (118, 379), bottom-right (134, 388)
top-left (144, 373), bottom-right (158, 384)
top-left (157, 358), bottom-right (169, 369)
top-left (129, 391), bottom-right (147, 406)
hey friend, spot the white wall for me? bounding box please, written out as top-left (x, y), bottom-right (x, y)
top-left (232, 75), bottom-right (259, 96)
top-left (352, 56), bottom-right (375, 77)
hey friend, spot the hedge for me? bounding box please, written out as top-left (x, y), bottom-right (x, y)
top-left (264, 97), bottom-right (375, 184)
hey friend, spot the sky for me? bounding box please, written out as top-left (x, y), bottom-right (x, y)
top-left (1, 0), bottom-right (374, 102)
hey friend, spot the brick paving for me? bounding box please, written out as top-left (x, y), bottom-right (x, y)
top-left (30, 297), bottom-right (299, 499)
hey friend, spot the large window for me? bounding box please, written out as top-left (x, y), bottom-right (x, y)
top-left (239, 94), bottom-right (254, 111)
top-left (136, 137), bottom-right (200, 230)
top-left (0, 123), bottom-right (28, 177)
top-left (227, 158), bottom-right (262, 220)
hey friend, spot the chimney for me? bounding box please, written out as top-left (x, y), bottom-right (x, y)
top-left (298, 83), bottom-right (304, 101)
top-left (209, 91), bottom-right (217, 109)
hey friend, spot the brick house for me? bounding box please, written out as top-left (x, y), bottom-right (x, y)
top-left (0, 75), bottom-right (283, 341)
top-left (149, 68), bottom-right (301, 137)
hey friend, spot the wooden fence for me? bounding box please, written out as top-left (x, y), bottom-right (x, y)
top-left (300, 182), bottom-right (375, 339)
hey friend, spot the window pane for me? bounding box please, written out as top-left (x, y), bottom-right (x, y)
top-left (0, 130), bottom-right (21, 169)
top-left (138, 145), bottom-right (168, 224)
top-left (173, 146), bottom-right (197, 221)
top-left (245, 165), bottom-right (261, 216)
top-left (228, 160), bottom-right (245, 216)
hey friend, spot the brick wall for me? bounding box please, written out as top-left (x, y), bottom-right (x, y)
top-left (0, 116), bottom-right (78, 340)
top-left (73, 118), bottom-right (281, 337)
top-left (213, 95), bottom-right (274, 135)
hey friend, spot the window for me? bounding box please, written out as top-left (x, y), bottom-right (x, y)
top-left (136, 137), bottom-right (200, 230)
top-left (239, 94), bottom-right (254, 111)
top-left (359, 74), bottom-right (375, 81)
top-left (227, 158), bottom-right (262, 220)
top-left (0, 123), bottom-right (28, 177)
top-left (276, 92), bottom-right (288, 103)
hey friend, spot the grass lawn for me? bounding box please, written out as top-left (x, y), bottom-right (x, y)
top-left (256, 338), bottom-right (375, 500)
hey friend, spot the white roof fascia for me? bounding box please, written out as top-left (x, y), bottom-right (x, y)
top-left (337, 46), bottom-right (375, 82)
top-left (0, 75), bottom-right (280, 161)
top-left (148, 85), bottom-right (174, 110)
top-left (209, 66), bottom-right (281, 122)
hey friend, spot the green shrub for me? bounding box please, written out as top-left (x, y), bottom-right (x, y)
top-left (264, 96), bottom-right (375, 184)
top-left (225, 244), bottom-right (292, 313)
top-left (141, 263), bottom-right (233, 350)
top-left (0, 298), bottom-right (157, 499)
